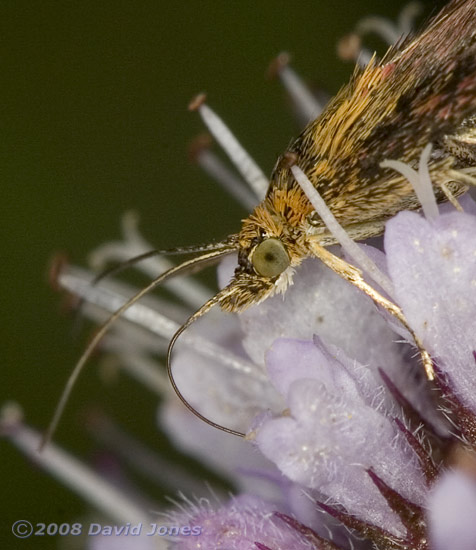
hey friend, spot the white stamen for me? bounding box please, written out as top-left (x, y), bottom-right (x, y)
top-left (197, 103), bottom-right (268, 199)
top-left (1, 403), bottom-right (151, 526)
top-left (59, 266), bottom-right (266, 382)
top-left (337, 32), bottom-right (373, 67)
top-left (102, 334), bottom-right (170, 396)
top-left (86, 410), bottom-right (208, 496)
top-left (88, 212), bottom-right (211, 309)
top-left (381, 143), bottom-right (439, 221)
top-left (343, 3), bottom-right (422, 67)
top-left (196, 148), bottom-right (258, 209)
top-left (274, 53), bottom-right (323, 123)
top-left (397, 2), bottom-right (423, 35)
top-left (291, 165), bottom-right (395, 299)
top-left (356, 16), bottom-right (402, 45)
top-left (356, 49), bottom-right (374, 68)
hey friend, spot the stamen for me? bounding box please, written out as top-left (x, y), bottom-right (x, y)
top-left (338, 2), bottom-right (422, 67)
top-left (59, 266), bottom-right (264, 382)
top-left (189, 135), bottom-right (258, 209)
top-left (381, 143), bottom-right (439, 221)
top-left (356, 2), bottom-right (422, 45)
top-left (355, 49), bottom-right (374, 68)
top-left (101, 333), bottom-right (170, 396)
top-left (43, 246), bottom-right (246, 449)
top-left (88, 212), bottom-right (211, 309)
top-left (291, 164), bottom-right (395, 299)
top-left (397, 2), bottom-right (423, 35)
top-left (336, 33), bottom-right (373, 67)
top-left (86, 410), bottom-right (207, 496)
top-left (189, 94), bottom-right (268, 200)
top-left (1, 403), bottom-right (151, 525)
top-left (355, 16), bottom-right (402, 45)
top-left (268, 52), bottom-right (324, 124)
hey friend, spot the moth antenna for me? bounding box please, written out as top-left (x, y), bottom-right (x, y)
top-left (166, 286), bottom-right (246, 438)
top-left (89, 240), bottom-right (238, 288)
top-left (40, 244), bottom-right (237, 451)
top-left (72, 240), bottom-right (237, 336)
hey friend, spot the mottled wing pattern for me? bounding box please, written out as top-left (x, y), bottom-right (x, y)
top-left (270, 0), bottom-right (476, 227)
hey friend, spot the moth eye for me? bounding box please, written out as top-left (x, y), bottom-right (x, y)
top-left (252, 238), bottom-right (290, 278)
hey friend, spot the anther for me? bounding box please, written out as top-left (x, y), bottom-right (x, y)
top-left (266, 51), bottom-right (291, 80)
top-left (282, 151), bottom-right (299, 168)
top-left (188, 93), bottom-right (207, 111)
top-left (48, 252), bottom-right (69, 292)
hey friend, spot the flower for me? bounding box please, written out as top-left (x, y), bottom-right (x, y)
top-left (428, 462), bottom-right (476, 550)
top-left (166, 188), bottom-right (476, 550)
top-left (164, 495), bottom-right (317, 550)
top-left (4, 3), bottom-right (476, 549)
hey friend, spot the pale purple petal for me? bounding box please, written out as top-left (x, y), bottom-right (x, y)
top-left (169, 309), bottom-right (283, 433)
top-left (439, 193), bottom-right (476, 216)
top-left (240, 256), bottom-right (410, 388)
top-left (385, 209), bottom-right (476, 410)
top-left (428, 469), bottom-right (476, 550)
top-left (256, 338), bottom-right (427, 537)
top-left (170, 494), bottom-right (315, 550)
top-left (160, 401), bottom-right (282, 502)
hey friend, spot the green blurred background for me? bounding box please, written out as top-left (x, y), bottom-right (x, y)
top-left (2, 1), bottom-right (442, 547)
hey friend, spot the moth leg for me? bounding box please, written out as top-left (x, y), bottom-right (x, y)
top-left (311, 218), bottom-right (388, 246)
top-left (344, 218), bottom-right (388, 241)
top-left (309, 240), bottom-right (434, 380)
top-left (437, 182), bottom-right (464, 212)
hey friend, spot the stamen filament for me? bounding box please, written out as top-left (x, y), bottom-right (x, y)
top-left (88, 212), bottom-right (211, 309)
top-left (191, 96), bottom-right (268, 199)
top-left (356, 16), bottom-right (402, 45)
top-left (291, 164), bottom-right (395, 299)
top-left (59, 267), bottom-right (264, 381)
top-left (270, 52), bottom-right (323, 124)
top-left (86, 410), bottom-right (207, 496)
top-left (102, 334), bottom-right (170, 396)
top-left (1, 404), bottom-right (151, 525)
top-left (42, 247), bottom-right (241, 449)
top-left (381, 143), bottom-right (439, 221)
top-left (397, 2), bottom-right (423, 35)
top-left (194, 145), bottom-right (258, 209)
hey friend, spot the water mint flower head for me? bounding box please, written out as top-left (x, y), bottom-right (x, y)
top-left (168, 175), bottom-right (476, 549)
top-left (240, 182), bottom-right (476, 548)
top-left (166, 495), bottom-right (318, 550)
top-left (3, 4), bottom-right (476, 549)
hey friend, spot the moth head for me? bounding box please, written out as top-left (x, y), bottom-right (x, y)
top-left (217, 208), bottom-right (308, 312)
top-left (46, 201), bottom-right (310, 445)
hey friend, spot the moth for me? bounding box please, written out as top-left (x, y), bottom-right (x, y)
top-left (45, 0), bottom-right (476, 444)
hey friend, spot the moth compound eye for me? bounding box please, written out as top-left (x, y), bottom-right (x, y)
top-left (252, 238), bottom-right (290, 278)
